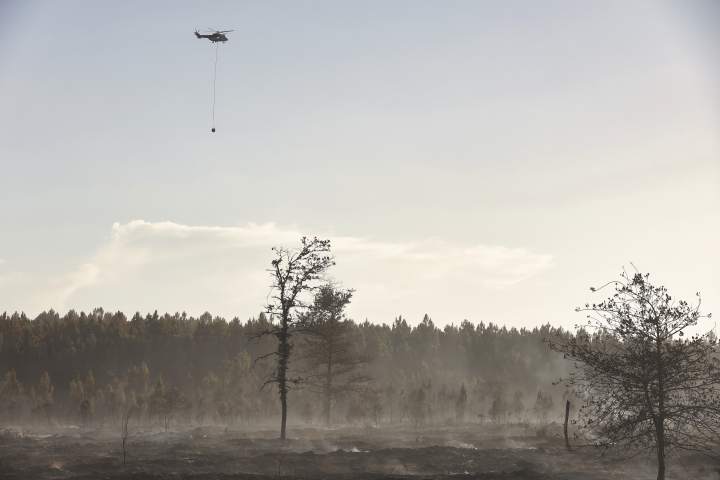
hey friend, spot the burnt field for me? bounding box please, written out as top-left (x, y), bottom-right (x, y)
top-left (2, 422), bottom-right (718, 480)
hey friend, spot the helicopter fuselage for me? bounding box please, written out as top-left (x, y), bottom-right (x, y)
top-left (195, 32), bottom-right (228, 43)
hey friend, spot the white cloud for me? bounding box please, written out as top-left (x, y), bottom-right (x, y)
top-left (0, 263), bottom-right (99, 314)
top-left (0, 221), bottom-right (553, 322)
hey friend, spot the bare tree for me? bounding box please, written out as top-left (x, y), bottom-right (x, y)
top-left (546, 269), bottom-right (720, 480)
top-left (298, 285), bottom-right (373, 426)
top-left (248, 237), bottom-right (335, 442)
top-left (121, 408), bottom-right (132, 472)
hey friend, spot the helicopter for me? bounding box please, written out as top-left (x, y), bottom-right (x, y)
top-left (194, 28), bottom-right (233, 43)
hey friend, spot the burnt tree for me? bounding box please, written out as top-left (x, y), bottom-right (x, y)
top-left (546, 269), bottom-right (720, 480)
top-left (249, 237), bottom-right (334, 442)
top-left (298, 285), bottom-right (373, 425)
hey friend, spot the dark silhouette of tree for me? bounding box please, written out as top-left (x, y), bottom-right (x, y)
top-left (489, 394), bottom-right (509, 423)
top-left (127, 362), bottom-right (150, 397)
top-left (194, 389), bottom-right (206, 426)
top-left (511, 389), bottom-right (525, 420)
top-left (385, 385), bottom-right (396, 423)
top-left (301, 399), bottom-right (317, 424)
top-left (248, 237), bottom-right (335, 442)
top-left (0, 370), bottom-right (24, 425)
top-left (407, 384), bottom-right (428, 439)
top-left (148, 375), bottom-right (166, 429)
top-left (32, 372), bottom-right (53, 425)
top-left (546, 269), bottom-right (719, 480)
top-left (69, 370), bottom-right (96, 426)
top-left (106, 384), bottom-right (120, 426)
top-left (298, 285), bottom-right (373, 425)
top-left (79, 398), bottom-right (93, 425)
top-left (533, 389), bottom-right (553, 423)
top-left (149, 374), bottom-right (191, 432)
top-left (84, 370), bottom-right (95, 398)
top-left (455, 382), bottom-right (467, 423)
top-left (121, 407), bottom-right (132, 472)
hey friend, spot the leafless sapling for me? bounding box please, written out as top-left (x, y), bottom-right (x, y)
top-left (121, 408), bottom-right (132, 472)
top-left (274, 445), bottom-right (292, 478)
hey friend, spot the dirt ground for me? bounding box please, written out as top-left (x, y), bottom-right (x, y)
top-left (1, 422), bottom-right (718, 479)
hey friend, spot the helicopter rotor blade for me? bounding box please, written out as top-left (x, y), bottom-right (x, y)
top-left (215, 30), bottom-right (234, 33)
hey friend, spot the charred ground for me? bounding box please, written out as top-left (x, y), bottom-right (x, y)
top-left (2, 421), bottom-right (718, 479)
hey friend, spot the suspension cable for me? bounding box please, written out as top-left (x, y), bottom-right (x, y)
top-left (213, 42), bottom-right (219, 130)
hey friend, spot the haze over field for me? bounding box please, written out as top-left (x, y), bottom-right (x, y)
top-left (0, 0), bottom-right (718, 327)
top-left (1, 3), bottom-right (720, 479)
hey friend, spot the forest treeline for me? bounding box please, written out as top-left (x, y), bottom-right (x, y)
top-left (0, 308), bottom-right (570, 429)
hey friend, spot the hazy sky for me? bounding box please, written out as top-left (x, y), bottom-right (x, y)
top-left (1, 1), bottom-right (718, 330)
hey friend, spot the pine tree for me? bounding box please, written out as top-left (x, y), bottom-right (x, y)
top-left (298, 285), bottom-right (373, 425)
top-left (34, 372), bottom-right (54, 425)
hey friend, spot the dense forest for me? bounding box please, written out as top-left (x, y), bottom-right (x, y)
top-left (0, 308), bottom-right (571, 430)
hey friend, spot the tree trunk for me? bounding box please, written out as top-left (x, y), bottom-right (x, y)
top-left (280, 391), bottom-right (287, 442)
top-left (279, 351), bottom-right (287, 441)
top-left (656, 421), bottom-right (665, 480)
top-left (279, 355), bottom-right (287, 442)
top-left (324, 380), bottom-right (331, 425)
top-left (325, 340), bottom-right (333, 426)
top-left (655, 329), bottom-right (665, 480)
top-left (279, 319), bottom-right (289, 442)
top-left (564, 400), bottom-right (571, 451)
